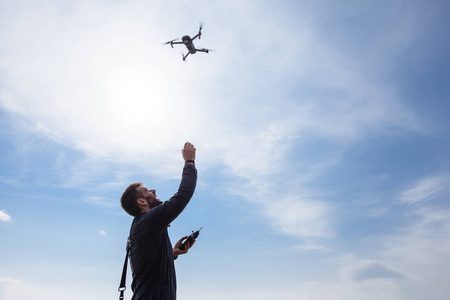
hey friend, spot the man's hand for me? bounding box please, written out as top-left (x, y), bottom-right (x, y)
top-left (173, 236), bottom-right (196, 257)
top-left (182, 142), bottom-right (196, 163)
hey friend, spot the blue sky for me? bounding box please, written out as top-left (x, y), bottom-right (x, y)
top-left (1, 0), bottom-right (450, 299)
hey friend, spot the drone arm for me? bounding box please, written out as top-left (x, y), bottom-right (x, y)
top-left (195, 48), bottom-right (209, 53)
top-left (192, 32), bottom-right (202, 41)
top-left (171, 41), bottom-right (184, 46)
top-left (164, 40), bottom-right (183, 48)
top-left (183, 52), bottom-right (190, 61)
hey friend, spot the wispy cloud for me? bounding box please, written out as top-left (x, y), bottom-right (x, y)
top-left (0, 210), bottom-right (12, 222)
top-left (293, 242), bottom-right (330, 253)
top-left (348, 260), bottom-right (404, 281)
top-left (398, 175), bottom-right (449, 204)
top-left (264, 195), bottom-right (333, 239)
top-left (0, 0), bottom-right (427, 243)
top-left (378, 204), bottom-right (450, 300)
top-left (294, 176), bottom-right (450, 300)
top-left (0, 277), bottom-right (18, 284)
top-left (0, 2), bottom-right (448, 300)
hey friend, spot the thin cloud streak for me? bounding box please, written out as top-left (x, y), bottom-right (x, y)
top-left (398, 175), bottom-right (449, 204)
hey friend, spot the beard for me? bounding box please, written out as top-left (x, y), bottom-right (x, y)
top-left (145, 196), bottom-right (163, 209)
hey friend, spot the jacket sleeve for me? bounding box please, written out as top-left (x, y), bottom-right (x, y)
top-left (141, 164), bottom-right (197, 232)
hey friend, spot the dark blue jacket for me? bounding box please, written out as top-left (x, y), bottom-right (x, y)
top-left (129, 164), bottom-right (197, 300)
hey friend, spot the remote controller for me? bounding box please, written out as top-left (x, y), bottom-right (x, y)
top-left (179, 227), bottom-right (203, 250)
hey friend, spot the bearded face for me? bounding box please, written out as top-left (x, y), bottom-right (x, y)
top-left (136, 186), bottom-right (163, 210)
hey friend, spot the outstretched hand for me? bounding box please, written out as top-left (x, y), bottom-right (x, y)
top-left (173, 236), bottom-right (196, 257)
top-left (182, 142), bottom-right (196, 162)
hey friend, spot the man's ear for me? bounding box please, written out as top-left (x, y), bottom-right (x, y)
top-left (137, 198), bottom-right (146, 206)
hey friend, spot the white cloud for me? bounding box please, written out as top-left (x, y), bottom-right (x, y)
top-left (398, 175), bottom-right (449, 204)
top-left (378, 205), bottom-right (450, 300)
top-left (0, 0), bottom-right (424, 242)
top-left (0, 2), bottom-right (447, 300)
top-left (0, 1), bottom-right (421, 163)
top-left (312, 201), bottom-right (450, 300)
top-left (0, 278), bottom-right (115, 300)
top-left (299, 279), bottom-right (404, 300)
top-left (84, 196), bottom-right (116, 209)
top-left (347, 260), bottom-right (404, 281)
top-left (0, 277), bottom-right (18, 284)
top-left (0, 210), bottom-right (12, 222)
top-left (264, 195), bottom-right (333, 239)
top-left (288, 181), bottom-right (450, 300)
top-left (292, 242), bottom-right (329, 253)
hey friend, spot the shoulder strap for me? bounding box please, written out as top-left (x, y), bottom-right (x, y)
top-left (118, 222), bottom-right (133, 300)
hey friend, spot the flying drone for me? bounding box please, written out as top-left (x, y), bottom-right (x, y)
top-left (164, 23), bottom-right (212, 61)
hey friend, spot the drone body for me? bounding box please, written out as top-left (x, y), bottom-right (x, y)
top-left (165, 23), bottom-right (211, 61)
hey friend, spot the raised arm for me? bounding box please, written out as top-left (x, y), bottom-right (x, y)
top-left (141, 142), bottom-right (197, 231)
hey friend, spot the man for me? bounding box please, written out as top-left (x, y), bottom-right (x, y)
top-left (120, 142), bottom-right (197, 300)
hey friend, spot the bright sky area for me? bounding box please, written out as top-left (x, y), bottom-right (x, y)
top-left (1, 1), bottom-right (450, 300)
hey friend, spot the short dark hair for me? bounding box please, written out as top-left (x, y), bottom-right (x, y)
top-left (121, 182), bottom-right (143, 216)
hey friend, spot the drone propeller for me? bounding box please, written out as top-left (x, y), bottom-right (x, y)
top-left (163, 38), bottom-right (179, 47)
top-left (198, 22), bottom-right (203, 39)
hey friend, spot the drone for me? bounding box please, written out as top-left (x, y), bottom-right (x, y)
top-left (164, 23), bottom-right (212, 61)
